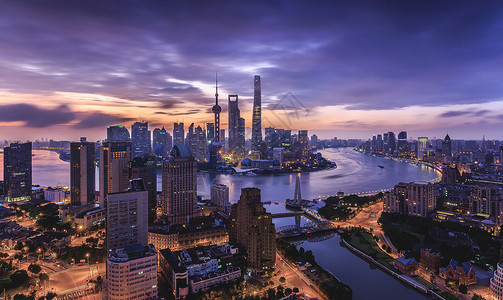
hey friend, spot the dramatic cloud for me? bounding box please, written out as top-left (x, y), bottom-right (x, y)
top-left (0, 103), bottom-right (75, 127)
top-left (0, 1), bottom-right (502, 139)
top-left (73, 112), bottom-right (135, 129)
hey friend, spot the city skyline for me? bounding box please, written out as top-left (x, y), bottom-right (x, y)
top-left (1, 1), bottom-right (503, 140)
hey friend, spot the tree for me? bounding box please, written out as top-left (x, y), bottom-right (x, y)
top-left (28, 263), bottom-right (42, 274)
top-left (459, 284), bottom-right (467, 294)
top-left (293, 287), bottom-right (299, 293)
top-left (0, 252), bottom-right (9, 259)
top-left (39, 273), bottom-right (49, 283)
top-left (46, 292), bottom-right (57, 300)
top-left (10, 270), bottom-right (29, 287)
top-left (279, 277), bottom-right (286, 284)
top-left (285, 288), bottom-right (292, 296)
top-left (472, 293), bottom-right (483, 300)
top-left (14, 241), bottom-right (24, 251)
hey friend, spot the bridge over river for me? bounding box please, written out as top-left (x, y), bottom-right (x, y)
top-left (272, 209), bottom-right (337, 239)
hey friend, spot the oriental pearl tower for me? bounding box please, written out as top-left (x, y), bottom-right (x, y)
top-left (212, 73), bottom-right (221, 143)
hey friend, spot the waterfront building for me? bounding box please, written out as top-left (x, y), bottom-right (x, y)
top-left (4, 142), bottom-right (32, 202)
top-left (107, 244), bottom-right (158, 300)
top-left (417, 137), bottom-right (428, 160)
top-left (159, 244), bottom-right (240, 297)
top-left (162, 145), bottom-right (197, 225)
top-left (44, 187), bottom-right (66, 202)
top-left (311, 134), bottom-right (318, 148)
top-left (70, 137), bottom-right (95, 206)
top-left (376, 134), bottom-right (383, 152)
top-left (387, 131), bottom-right (396, 154)
top-left (153, 127), bottom-right (171, 158)
top-left (490, 262), bottom-right (503, 299)
top-left (211, 184), bottom-right (230, 208)
top-left (251, 75), bottom-right (262, 152)
top-left (173, 122), bottom-right (185, 146)
top-left (230, 188), bottom-right (275, 273)
top-left (394, 257), bottom-right (418, 275)
top-left (439, 259), bottom-right (477, 286)
top-left (278, 129), bottom-right (292, 152)
top-left (129, 156), bottom-right (157, 223)
top-left (107, 125), bottom-right (130, 142)
top-left (441, 165), bottom-right (461, 185)
top-left (131, 121), bottom-right (151, 157)
top-left (106, 179), bottom-right (148, 253)
top-left (99, 142), bottom-right (132, 207)
top-left (384, 181), bottom-right (435, 217)
top-left (397, 131), bottom-right (408, 155)
top-left (298, 130), bottom-right (309, 161)
top-left (273, 147), bottom-right (284, 165)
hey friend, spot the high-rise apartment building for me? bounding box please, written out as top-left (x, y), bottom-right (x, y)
top-left (162, 145), bottom-right (197, 225)
top-left (230, 188), bottom-right (275, 273)
top-left (106, 179), bottom-right (148, 253)
top-left (298, 130), bottom-right (309, 161)
top-left (99, 142), bottom-right (132, 207)
top-left (70, 137), bottom-right (95, 206)
top-left (131, 121), bottom-right (151, 157)
top-left (251, 75), bottom-right (262, 152)
top-left (107, 125), bottom-right (130, 142)
top-left (106, 179), bottom-right (157, 300)
top-left (384, 181), bottom-right (435, 217)
top-left (228, 95), bottom-right (244, 155)
top-left (129, 156), bottom-right (157, 223)
top-left (173, 122), bottom-right (185, 146)
top-left (377, 134), bottom-right (383, 152)
top-left (387, 131), bottom-right (396, 154)
top-left (4, 142), bottom-right (32, 202)
top-left (470, 186), bottom-right (503, 221)
top-left (211, 184), bottom-right (230, 208)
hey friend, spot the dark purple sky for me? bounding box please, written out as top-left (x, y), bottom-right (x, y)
top-left (0, 1), bottom-right (502, 140)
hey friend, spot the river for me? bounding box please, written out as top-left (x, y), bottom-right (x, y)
top-left (0, 147), bottom-right (439, 299)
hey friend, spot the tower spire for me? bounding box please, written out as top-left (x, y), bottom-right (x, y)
top-left (215, 72), bottom-right (219, 105)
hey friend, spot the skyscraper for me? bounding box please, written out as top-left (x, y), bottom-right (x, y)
top-left (153, 127), bottom-right (170, 158)
top-left (206, 122), bottom-right (215, 143)
top-left (162, 145), bottom-right (197, 225)
top-left (251, 75), bottom-right (262, 152)
top-left (230, 188), bottom-right (275, 273)
top-left (387, 131), bottom-right (396, 154)
top-left (228, 94), bottom-right (245, 155)
top-left (298, 130), bottom-right (309, 161)
top-left (212, 75), bottom-right (222, 143)
top-left (4, 142), bottom-right (32, 202)
top-left (173, 122), bottom-right (184, 146)
top-left (417, 137), bottom-right (428, 160)
top-left (107, 125), bottom-right (130, 142)
top-left (106, 179), bottom-right (157, 300)
top-left (397, 131), bottom-right (408, 156)
top-left (442, 134), bottom-right (452, 159)
top-left (99, 142), bottom-right (132, 207)
top-left (106, 179), bottom-right (148, 253)
top-left (129, 156), bottom-right (157, 223)
top-left (70, 137), bottom-right (95, 206)
top-left (131, 121), bottom-right (151, 157)
top-left (211, 184), bottom-right (230, 208)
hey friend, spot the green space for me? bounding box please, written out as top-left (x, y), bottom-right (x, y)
top-left (318, 193), bottom-right (382, 221)
top-left (340, 229), bottom-right (397, 272)
top-left (379, 212), bottom-right (500, 270)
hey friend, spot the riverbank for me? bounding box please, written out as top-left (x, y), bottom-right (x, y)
top-left (277, 239), bottom-right (352, 300)
top-left (339, 230), bottom-right (448, 300)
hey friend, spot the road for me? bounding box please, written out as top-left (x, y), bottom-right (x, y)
top-left (275, 251), bottom-right (325, 300)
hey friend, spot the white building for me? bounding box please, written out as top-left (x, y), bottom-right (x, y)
top-left (491, 262), bottom-right (503, 299)
top-left (107, 244), bottom-right (158, 300)
top-left (44, 188), bottom-right (66, 202)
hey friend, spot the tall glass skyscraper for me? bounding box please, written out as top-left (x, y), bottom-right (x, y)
top-left (131, 122), bottom-right (151, 157)
top-left (251, 75), bottom-right (262, 152)
top-left (70, 137), bottom-right (95, 206)
top-left (173, 122), bottom-right (184, 146)
top-left (107, 125), bottom-right (130, 142)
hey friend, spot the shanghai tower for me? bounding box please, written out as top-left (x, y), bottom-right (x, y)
top-left (251, 75), bottom-right (262, 152)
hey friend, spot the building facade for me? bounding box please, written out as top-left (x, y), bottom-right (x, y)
top-left (99, 142), bottom-right (132, 207)
top-left (131, 121), bottom-right (151, 157)
top-left (4, 142), bottom-right (32, 202)
top-left (70, 138), bottom-right (95, 206)
top-left (211, 184), bottom-right (230, 208)
top-left (162, 145), bottom-right (197, 225)
top-left (251, 75), bottom-right (262, 152)
top-left (384, 181), bottom-right (435, 217)
top-left (107, 125), bottom-right (130, 142)
top-left (491, 262), bottom-right (503, 300)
